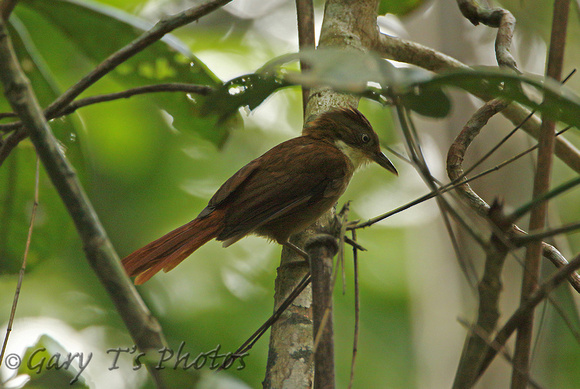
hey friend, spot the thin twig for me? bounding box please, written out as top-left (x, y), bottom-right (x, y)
top-left (295, 0), bottom-right (315, 117)
top-left (219, 272), bottom-right (312, 370)
top-left (512, 0), bottom-right (570, 385)
top-left (57, 84), bottom-right (212, 121)
top-left (0, 83), bottom-right (213, 122)
top-left (0, 18), bottom-right (172, 388)
top-left (477, 252), bottom-right (580, 382)
top-left (514, 222), bottom-right (580, 246)
top-left (396, 101), bottom-right (490, 249)
top-left (0, 150), bottom-right (18, 259)
top-left (0, 156), bottom-right (39, 368)
top-left (509, 175), bottom-right (580, 222)
top-left (352, 126), bottom-right (572, 233)
top-left (348, 229), bottom-right (360, 389)
top-left (0, 128), bottom-right (26, 166)
top-left (377, 33), bottom-right (580, 174)
top-left (456, 318), bottom-right (546, 389)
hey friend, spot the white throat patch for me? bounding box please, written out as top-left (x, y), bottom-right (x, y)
top-left (334, 140), bottom-right (367, 169)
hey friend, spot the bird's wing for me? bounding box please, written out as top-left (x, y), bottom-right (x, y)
top-left (196, 158), bottom-right (260, 219)
top-left (214, 137), bottom-right (352, 242)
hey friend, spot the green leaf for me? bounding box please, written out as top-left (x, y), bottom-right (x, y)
top-left (379, 0), bottom-right (425, 16)
top-left (203, 74), bottom-right (292, 116)
top-left (15, 0), bottom-right (237, 145)
top-left (6, 15), bottom-right (85, 167)
top-left (400, 85), bottom-right (451, 118)
top-left (260, 48), bottom-right (451, 117)
top-left (262, 48), bottom-right (390, 93)
top-left (19, 335), bottom-right (90, 388)
top-left (424, 67), bottom-right (580, 129)
top-left (261, 50), bottom-right (580, 124)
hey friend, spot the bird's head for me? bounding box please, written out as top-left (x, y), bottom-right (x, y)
top-left (304, 107), bottom-right (398, 175)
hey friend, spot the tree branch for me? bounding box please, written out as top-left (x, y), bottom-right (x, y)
top-left (44, 0), bottom-right (231, 119)
top-left (296, 0), bottom-right (315, 116)
top-left (0, 18), bottom-right (173, 388)
top-left (455, 0), bottom-right (519, 71)
top-left (265, 1), bottom-right (381, 387)
top-left (512, 0), bottom-right (570, 386)
top-left (452, 201), bottom-right (511, 388)
top-left (0, 0), bottom-right (18, 21)
top-left (306, 234), bottom-right (339, 389)
top-left (477, 252), bottom-right (580, 383)
top-left (377, 33), bottom-right (580, 175)
top-left (0, 83), bottom-right (212, 121)
top-left (57, 83), bottom-right (214, 117)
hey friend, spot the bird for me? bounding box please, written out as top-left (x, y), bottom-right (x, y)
top-left (122, 107), bottom-right (397, 284)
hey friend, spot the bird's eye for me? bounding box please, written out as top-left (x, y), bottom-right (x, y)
top-left (361, 134), bottom-right (371, 143)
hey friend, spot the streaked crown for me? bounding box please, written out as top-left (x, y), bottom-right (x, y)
top-left (304, 107), bottom-right (398, 174)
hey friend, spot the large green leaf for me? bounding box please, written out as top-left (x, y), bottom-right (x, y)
top-left (203, 73), bottom-right (292, 117)
top-left (260, 50), bottom-right (580, 124)
top-left (217, 49), bottom-right (452, 117)
top-left (13, 0), bottom-right (236, 145)
top-left (425, 67), bottom-right (580, 128)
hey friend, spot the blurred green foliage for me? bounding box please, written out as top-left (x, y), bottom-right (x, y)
top-left (1, 0), bottom-right (579, 389)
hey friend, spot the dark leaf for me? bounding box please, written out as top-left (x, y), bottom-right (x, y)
top-left (203, 74), bottom-right (291, 116)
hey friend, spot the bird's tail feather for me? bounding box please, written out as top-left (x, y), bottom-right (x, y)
top-left (122, 210), bottom-right (224, 284)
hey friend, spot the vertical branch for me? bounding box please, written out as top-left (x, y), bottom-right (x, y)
top-left (305, 0), bottom-right (380, 118)
top-left (348, 229), bottom-right (360, 389)
top-left (307, 234), bottom-right (339, 389)
top-left (511, 0), bottom-right (570, 387)
top-left (477, 253), bottom-right (580, 382)
top-left (0, 19), bottom-right (171, 388)
top-left (452, 202), bottom-right (511, 388)
top-left (296, 0), bottom-right (315, 117)
top-left (263, 255), bottom-right (313, 389)
top-left (0, 0), bottom-right (18, 21)
top-left (265, 0), bottom-right (380, 387)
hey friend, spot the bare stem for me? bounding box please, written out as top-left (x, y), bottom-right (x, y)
top-left (377, 33), bottom-right (580, 175)
top-left (296, 0), bottom-right (315, 116)
top-left (0, 18), bottom-right (172, 388)
top-left (307, 234), bottom-right (339, 389)
top-left (0, 156), bottom-right (38, 369)
top-left (0, 83), bottom-right (212, 122)
top-left (477, 252), bottom-right (580, 383)
top-left (512, 0), bottom-right (570, 386)
top-left (455, 0), bottom-right (518, 68)
top-left (0, 0), bottom-right (18, 21)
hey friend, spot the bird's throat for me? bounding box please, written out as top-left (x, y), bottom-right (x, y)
top-left (334, 140), bottom-right (367, 169)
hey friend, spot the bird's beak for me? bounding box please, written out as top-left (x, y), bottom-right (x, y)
top-left (373, 152), bottom-right (398, 176)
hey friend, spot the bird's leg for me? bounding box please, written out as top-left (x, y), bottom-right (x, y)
top-left (283, 241), bottom-right (310, 263)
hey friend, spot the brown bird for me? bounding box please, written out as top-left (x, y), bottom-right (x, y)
top-left (122, 107), bottom-right (397, 284)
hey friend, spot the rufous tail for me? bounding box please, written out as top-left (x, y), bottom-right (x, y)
top-left (122, 209), bottom-right (224, 284)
